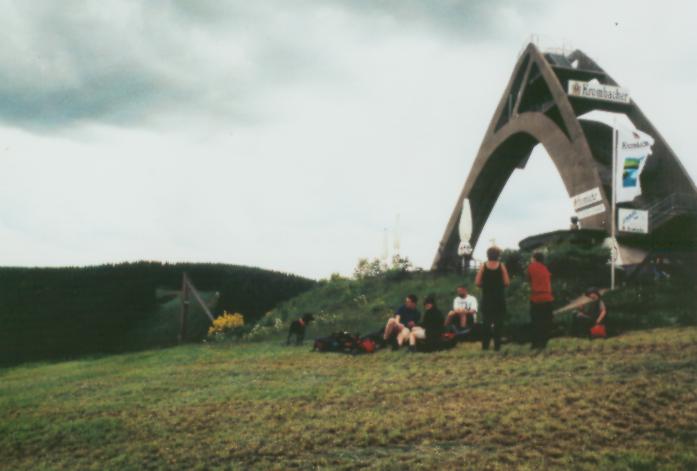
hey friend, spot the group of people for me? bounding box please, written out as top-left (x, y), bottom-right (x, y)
top-left (381, 246), bottom-right (608, 352)
top-left (382, 246), bottom-right (512, 351)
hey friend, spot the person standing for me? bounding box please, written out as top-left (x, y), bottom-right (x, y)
top-left (475, 246), bottom-right (510, 351)
top-left (527, 252), bottom-right (554, 349)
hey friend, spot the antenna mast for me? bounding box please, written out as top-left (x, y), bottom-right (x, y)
top-left (393, 214), bottom-right (401, 260)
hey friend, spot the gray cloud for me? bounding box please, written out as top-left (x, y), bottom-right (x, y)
top-left (0, 1), bottom-right (321, 130)
top-left (325, 0), bottom-right (539, 38)
top-left (0, 2), bottom-right (186, 129)
top-left (0, 0), bottom-right (537, 131)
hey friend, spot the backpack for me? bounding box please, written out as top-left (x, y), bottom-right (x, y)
top-left (357, 337), bottom-right (376, 354)
top-left (590, 324), bottom-right (607, 338)
top-left (313, 331), bottom-right (381, 354)
top-left (313, 331), bottom-right (360, 353)
top-left (438, 332), bottom-right (457, 350)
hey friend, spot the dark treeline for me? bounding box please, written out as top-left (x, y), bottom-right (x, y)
top-left (0, 262), bottom-right (315, 366)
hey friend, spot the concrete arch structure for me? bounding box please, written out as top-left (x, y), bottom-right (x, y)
top-left (433, 43), bottom-right (697, 271)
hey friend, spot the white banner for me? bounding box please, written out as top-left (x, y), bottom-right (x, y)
top-left (615, 126), bottom-right (654, 203)
top-left (618, 208), bottom-right (649, 234)
top-left (576, 203), bottom-right (606, 220)
top-left (457, 198), bottom-right (473, 257)
top-left (568, 79), bottom-right (630, 104)
top-left (458, 198), bottom-right (472, 242)
top-left (571, 187), bottom-right (603, 210)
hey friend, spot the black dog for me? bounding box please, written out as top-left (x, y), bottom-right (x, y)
top-left (287, 313), bottom-right (315, 345)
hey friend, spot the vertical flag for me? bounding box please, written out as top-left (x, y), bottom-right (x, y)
top-left (615, 126), bottom-right (654, 203)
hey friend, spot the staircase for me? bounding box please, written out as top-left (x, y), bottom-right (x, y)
top-left (645, 193), bottom-right (697, 230)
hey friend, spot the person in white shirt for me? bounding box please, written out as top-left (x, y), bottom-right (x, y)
top-left (445, 285), bottom-right (478, 330)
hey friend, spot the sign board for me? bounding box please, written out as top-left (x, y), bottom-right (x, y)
top-left (571, 187), bottom-right (603, 210)
top-left (576, 203), bottom-right (606, 220)
top-left (618, 208), bottom-right (649, 234)
top-left (615, 127), bottom-right (654, 203)
top-left (568, 79), bottom-right (630, 104)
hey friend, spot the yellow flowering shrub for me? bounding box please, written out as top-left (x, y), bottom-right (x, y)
top-left (208, 311), bottom-right (245, 338)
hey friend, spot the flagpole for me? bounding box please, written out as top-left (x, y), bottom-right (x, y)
top-left (611, 125), bottom-right (617, 290)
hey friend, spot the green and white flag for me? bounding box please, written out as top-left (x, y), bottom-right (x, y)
top-left (615, 126), bottom-right (654, 203)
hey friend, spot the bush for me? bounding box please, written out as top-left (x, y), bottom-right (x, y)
top-left (244, 314), bottom-right (284, 341)
top-left (353, 256), bottom-right (415, 280)
top-left (545, 243), bottom-right (610, 297)
top-left (602, 279), bottom-right (697, 331)
top-left (353, 258), bottom-right (386, 279)
top-left (207, 311), bottom-right (245, 341)
top-left (501, 249), bottom-right (526, 278)
top-left (500, 243), bottom-right (610, 309)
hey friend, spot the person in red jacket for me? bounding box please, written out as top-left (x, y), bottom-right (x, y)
top-left (527, 252), bottom-right (554, 349)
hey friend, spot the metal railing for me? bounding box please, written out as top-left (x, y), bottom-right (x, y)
top-left (645, 193), bottom-right (697, 229)
top-left (519, 34), bottom-right (574, 58)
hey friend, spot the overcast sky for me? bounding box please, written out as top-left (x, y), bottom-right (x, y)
top-left (1, 0), bottom-right (695, 279)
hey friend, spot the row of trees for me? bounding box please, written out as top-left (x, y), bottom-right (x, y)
top-left (0, 262), bottom-right (315, 365)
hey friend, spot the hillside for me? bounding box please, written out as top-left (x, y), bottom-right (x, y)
top-left (246, 270), bottom-right (697, 343)
top-left (0, 262), bottom-right (315, 365)
top-left (2, 327), bottom-right (696, 469)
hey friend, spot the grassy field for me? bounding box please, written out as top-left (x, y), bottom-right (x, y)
top-left (2, 327), bottom-right (697, 470)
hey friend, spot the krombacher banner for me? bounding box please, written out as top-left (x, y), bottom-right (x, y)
top-left (568, 79), bottom-right (630, 104)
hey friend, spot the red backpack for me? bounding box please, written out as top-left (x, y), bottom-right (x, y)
top-left (590, 324), bottom-right (607, 338)
top-left (357, 338), bottom-right (376, 353)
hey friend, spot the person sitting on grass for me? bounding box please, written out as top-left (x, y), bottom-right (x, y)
top-left (572, 287), bottom-right (607, 338)
top-left (408, 295), bottom-right (444, 352)
top-left (383, 294), bottom-right (420, 349)
top-left (444, 285), bottom-right (478, 336)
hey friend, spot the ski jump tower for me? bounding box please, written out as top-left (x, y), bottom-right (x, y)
top-left (433, 43), bottom-right (697, 271)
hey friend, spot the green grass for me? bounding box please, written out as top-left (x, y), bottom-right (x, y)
top-left (2, 327), bottom-right (697, 470)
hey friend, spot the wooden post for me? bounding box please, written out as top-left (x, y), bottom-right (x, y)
top-left (186, 278), bottom-right (215, 322)
top-left (179, 273), bottom-right (190, 343)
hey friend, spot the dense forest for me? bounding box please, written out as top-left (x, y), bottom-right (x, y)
top-left (0, 262), bottom-right (315, 365)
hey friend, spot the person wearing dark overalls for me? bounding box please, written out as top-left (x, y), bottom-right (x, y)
top-left (475, 246), bottom-right (510, 351)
